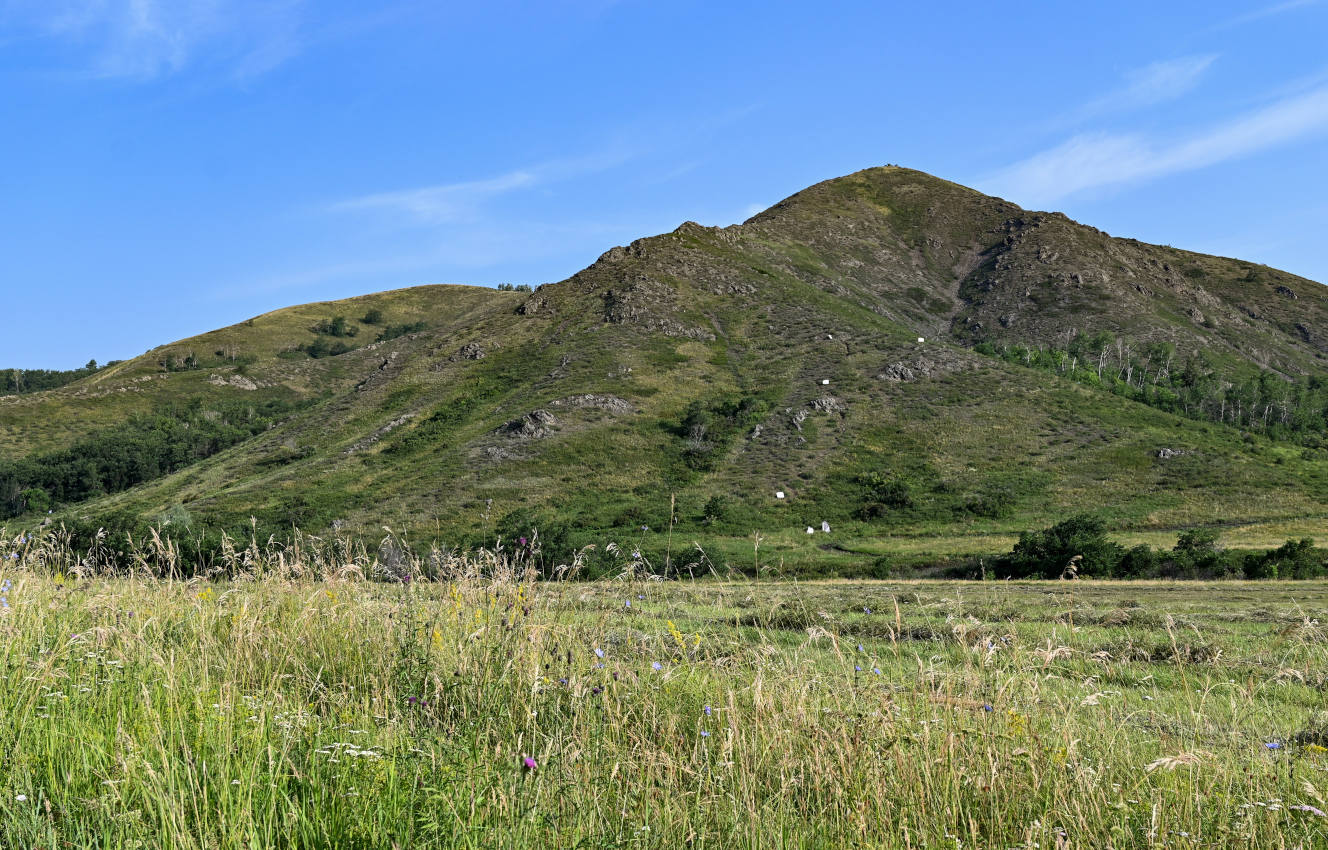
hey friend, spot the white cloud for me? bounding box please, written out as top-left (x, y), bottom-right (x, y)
top-left (1207, 0), bottom-right (1321, 32)
top-left (983, 84), bottom-right (1328, 207)
top-left (1, 0), bottom-right (304, 79)
top-left (327, 171), bottom-right (539, 224)
top-left (326, 147), bottom-right (635, 224)
top-left (1076, 55), bottom-right (1218, 119)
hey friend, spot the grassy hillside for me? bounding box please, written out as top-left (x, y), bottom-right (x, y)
top-left (1, 166), bottom-right (1324, 568)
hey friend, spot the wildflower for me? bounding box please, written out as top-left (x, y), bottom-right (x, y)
top-left (591, 686), bottom-right (602, 696)
top-left (703, 705), bottom-right (712, 716)
top-left (518, 537), bottom-right (527, 547)
top-left (15, 794), bottom-right (27, 802)
top-left (401, 574), bottom-right (412, 584)
top-left (558, 678), bottom-right (568, 685)
top-left (406, 697), bottom-right (417, 705)
top-left (637, 594), bottom-right (645, 599)
top-left (522, 756), bottom-right (537, 770)
top-left (983, 704), bottom-right (994, 712)
top-left (625, 600), bottom-right (632, 608)
top-left (854, 665), bottom-right (862, 672)
top-left (1291, 804), bottom-right (1327, 817)
top-left (1265, 742), bottom-right (1283, 750)
top-left (652, 662), bottom-right (662, 671)
top-left (594, 648), bottom-right (605, 658)
top-left (872, 667), bottom-right (881, 675)
top-left (863, 607), bottom-right (872, 615)
top-left (857, 644), bottom-right (864, 652)
top-left (700, 731), bottom-right (710, 738)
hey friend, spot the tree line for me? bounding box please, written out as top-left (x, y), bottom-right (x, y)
top-left (0, 397), bottom-right (303, 518)
top-left (976, 332), bottom-right (1328, 443)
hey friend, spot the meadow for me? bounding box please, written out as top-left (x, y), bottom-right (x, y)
top-left (2, 540), bottom-right (1328, 848)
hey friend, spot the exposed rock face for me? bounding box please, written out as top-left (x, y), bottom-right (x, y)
top-left (1277, 286), bottom-right (1298, 299)
top-left (356, 351), bottom-right (401, 391)
top-left (877, 363), bottom-right (917, 382)
top-left (454, 343), bottom-right (486, 361)
top-left (1157, 448), bottom-right (1186, 459)
top-left (345, 414), bottom-right (415, 454)
top-left (498, 409), bottom-right (558, 440)
top-left (810, 396), bottom-right (845, 413)
top-left (548, 394), bottom-right (634, 414)
top-left (207, 373), bottom-right (259, 390)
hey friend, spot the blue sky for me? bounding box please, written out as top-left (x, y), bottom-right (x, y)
top-left (3, 0), bottom-right (1326, 367)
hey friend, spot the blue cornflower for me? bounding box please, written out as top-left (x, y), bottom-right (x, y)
top-left (1265, 741), bottom-right (1283, 750)
top-left (700, 731), bottom-right (710, 738)
top-left (857, 644), bottom-right (864, 653)
top-left (854, 665), bottom-right (862, 672)
top-left (594, 648), bottom-right (605, 658)
top-left (703, 705), bottom-right (712, 716)
top-left (872, 667), bottom-right (881, 675)
top-left (651, 662), bottom-right (662, 671)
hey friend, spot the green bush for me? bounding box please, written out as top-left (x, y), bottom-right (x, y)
top-left (996, 515), bottom-right (1124, 579)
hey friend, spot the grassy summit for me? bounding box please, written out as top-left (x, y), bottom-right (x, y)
top-left (1, 167), bottom-right (1324, 571)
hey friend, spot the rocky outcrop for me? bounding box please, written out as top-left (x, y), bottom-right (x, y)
top-left (207, 373), bottom-right (259, 390)
top-left (548, 394), bottom-right (634, 414)
top-left (498, 409), bottom-right (558, 440)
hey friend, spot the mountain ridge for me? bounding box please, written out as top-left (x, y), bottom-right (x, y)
top-left (2, 165), bottom-right (1325, 571)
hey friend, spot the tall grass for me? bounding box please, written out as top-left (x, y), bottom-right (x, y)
top-left (1, 532), bottom-right (1326, 847)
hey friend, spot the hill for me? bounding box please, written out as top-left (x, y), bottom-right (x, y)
top-left (2, 166), bottom-right (1325, 573)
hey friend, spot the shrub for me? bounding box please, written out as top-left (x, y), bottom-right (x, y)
top-left (996, 514), bottom-right (1124, 579)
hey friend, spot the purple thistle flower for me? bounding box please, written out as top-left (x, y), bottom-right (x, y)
top-left (591, 686), bottom-right (602, 696)
top-left (518, 537), bottom-right (528, 547)
top-left (522, 756), bottom-right (537, 770)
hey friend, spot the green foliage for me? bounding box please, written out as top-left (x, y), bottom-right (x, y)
top-left (674, 395), bottom-right (771, 471)
top-left (997, 515), bottom-right (1125, 578)
top-left (298, 338), bottom-right (356, 358)
top-left (375, 321), bottom-right (428, 342)
top-left (0, 398), bottom-right (303, 518)
top-left (1, 361), bottom-right (111, 394)
top-left (361, 308), bottom-right (384, 325)
top-left (854, 472), bottom-right (915, 518)
top-left (702, 495), bottom-right (730, 525)
top-left (977, 333), bottom-right (1328, 443)
top-left (311, 316), bottom-right (358, 337)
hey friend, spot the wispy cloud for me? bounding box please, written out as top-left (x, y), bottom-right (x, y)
top-left (1206, 0), bottom-right (1321, 32)
top-left (327, 171), bottom-right (539, 224)
top-left (983, 84), bottom-right (1328, 207)
top-left (1, 0), bottom-right (305, 79)
top-left (326, 148), bottom-right (635, 224)
top-left (1071, 55), bottom-right (1218, 121)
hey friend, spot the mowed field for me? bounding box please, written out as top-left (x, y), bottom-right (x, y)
top-left (2, 571), bottom-right (1327, 848)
